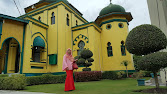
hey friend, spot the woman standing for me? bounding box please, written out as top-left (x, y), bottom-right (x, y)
top-left (62, 48), bottom-right (76, 91)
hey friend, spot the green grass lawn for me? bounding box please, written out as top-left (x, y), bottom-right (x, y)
top-left (21, 78), bottom-right (165, 94)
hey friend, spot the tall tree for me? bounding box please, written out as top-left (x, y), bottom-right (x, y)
top-left (126, 24), bottom-right (167, 88)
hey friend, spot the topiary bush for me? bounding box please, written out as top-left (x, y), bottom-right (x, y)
top-left (0, 74), bottom-right (26, 90)
top-left (74, 49), bottom-right (94, 71)
top-left (74, 71), bottom-right (102, 82)
top-left (126, 24), bottom-right (167, 55)
top-left (137, 52), bottom-right (167, 72)
top-left (26, 74), bottom-right (66, 86)
top-left (126, 24), bottom-right (167, 89)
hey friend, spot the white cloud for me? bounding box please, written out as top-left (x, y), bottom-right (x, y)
top-left (0, 0), bottom-right (151, 30)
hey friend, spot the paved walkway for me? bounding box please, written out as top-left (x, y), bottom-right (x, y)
top-left (0, 90), bottom-right (54, 94)
top-left (145, 78), bottom-right (166, 86)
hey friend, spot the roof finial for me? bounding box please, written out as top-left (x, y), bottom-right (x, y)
top-left (110, 0), bottom-right (112, 4)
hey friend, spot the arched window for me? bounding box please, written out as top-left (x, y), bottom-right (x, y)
top-left (77, 40), bottom-right (85, 55)
top-left (67, 14), bottom-right (69, 26)
top-left (107, 42), bottom-right (113, 57)
top-left (121, 41), bottom-right (126, 56)
top-left (32, 36), bottom-right (45, 62)
top-left (76, 20), bottom-right (78, 26)
top-left (51, 12), bottom-right (55, 25)
top-left (38, 16), bottom-right (41, 21)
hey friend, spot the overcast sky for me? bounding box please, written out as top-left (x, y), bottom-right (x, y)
top-left (0, 0), bottom-right (151, 30)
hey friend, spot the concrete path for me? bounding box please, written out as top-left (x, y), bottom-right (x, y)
top-left (0, 90), bottom-right (54, 94)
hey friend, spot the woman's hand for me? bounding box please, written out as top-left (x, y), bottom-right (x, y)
top-left (66, 67), bottom-right (69, 70)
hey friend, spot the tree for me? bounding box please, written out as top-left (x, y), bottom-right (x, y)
top-left (121, 60), bottom-right (130, 78)
top-left (137, 52), bottom-right (167, 88)
top-left (74, 49), bottom-right (94, 71)
top-left (125, 24), bottom-right (167, 89)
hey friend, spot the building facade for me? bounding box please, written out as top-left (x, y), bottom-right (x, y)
top-left (0, 0), bottom-right (135, 76)
top-left (147, 0), bottom-right (167, 84)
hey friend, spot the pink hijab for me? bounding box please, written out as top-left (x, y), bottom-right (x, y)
top-left (62, 48), bottom-right (74, 71)
top-left (65, 48), bottom-right (74, 62)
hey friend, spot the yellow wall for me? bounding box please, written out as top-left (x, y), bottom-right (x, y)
top-left (100, 17), bottom-right (134, 71)
top-left (22, 21), bottom-right (48, 73)
top-left (0, 19), bottom-right (24, 51)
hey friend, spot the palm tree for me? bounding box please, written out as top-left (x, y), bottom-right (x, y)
top-left (121, 60), bottom-right (130, 78)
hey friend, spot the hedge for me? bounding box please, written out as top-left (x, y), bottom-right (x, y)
top-left (74, 71), bottom-right (102, 82)
top-left (102, 71), bottom-right (118, 80)
top-left (0, 74), bottom-right (26, 90)
top-left (0, 74), bottom-right (8, 78)
top-left (26, 74), bottom-right (66, 86)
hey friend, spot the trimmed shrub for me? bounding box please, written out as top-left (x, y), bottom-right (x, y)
top-left (102, 71), bottom-right (118, 80)
top-left (26, 74), bottom-right (66, 86)
top-left (0, 74), bottom-right (8, 78)
top-left (75, 49), bottom-right (94, 71)
top-left (0, 74), bottom-right (26, 90)
top-left (137, 52), bottom-right (167, 72)
top-left (74, 71), bottom-right (102, 82)
top-left (80, 49), bottom-right (93, 59)
top-left (126, 24), bottom-right (167, 55)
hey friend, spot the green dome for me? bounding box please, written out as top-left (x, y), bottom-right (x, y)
top-left (99, 3), bottom-right (126, 16)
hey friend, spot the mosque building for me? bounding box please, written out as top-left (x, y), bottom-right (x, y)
top-left (0, 0), bottom-right (135, 76)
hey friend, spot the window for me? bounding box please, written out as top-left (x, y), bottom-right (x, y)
top-left (38, 16), bottom-right (41, 21)
top-left (107, 42), bottom-right (113, 57)
top-left (51, 12), bottom-right (55, 25)
top-left (106, 24), bottom-right (111, 29)
top-left (67, 14), bottom-right (69, 26)
top-left (77, 40), bottom-right (85, 55)
top-left (118, 23), bottom-right (124, 28)
top-left (32, 46), bottom-right (41, 62)
top-left (121, 41), bottom-right (126, 56)
top-left (76, 20), bottom-right (78, 26)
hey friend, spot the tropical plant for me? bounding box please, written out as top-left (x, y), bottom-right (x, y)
top-left (121, 60), bottom-right (130, 78)
top-left (74, 49), bottom-right (94, 71)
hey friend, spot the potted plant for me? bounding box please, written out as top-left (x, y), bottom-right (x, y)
top-left (132, 70), bottom-right (145, 86)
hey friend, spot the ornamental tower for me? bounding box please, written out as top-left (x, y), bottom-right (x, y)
top-left (95, 3), bottom-right (134, 71)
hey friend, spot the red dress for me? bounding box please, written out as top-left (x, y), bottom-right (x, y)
top-left (62, 54), bottom-right (75, 91)
top-left (64, 70), bottom-right (75, 91)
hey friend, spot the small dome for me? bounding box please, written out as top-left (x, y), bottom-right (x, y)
top-left (99, 3), bottom-right (126, 16)
top-left (33, 36), bottom-right (45, 48)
